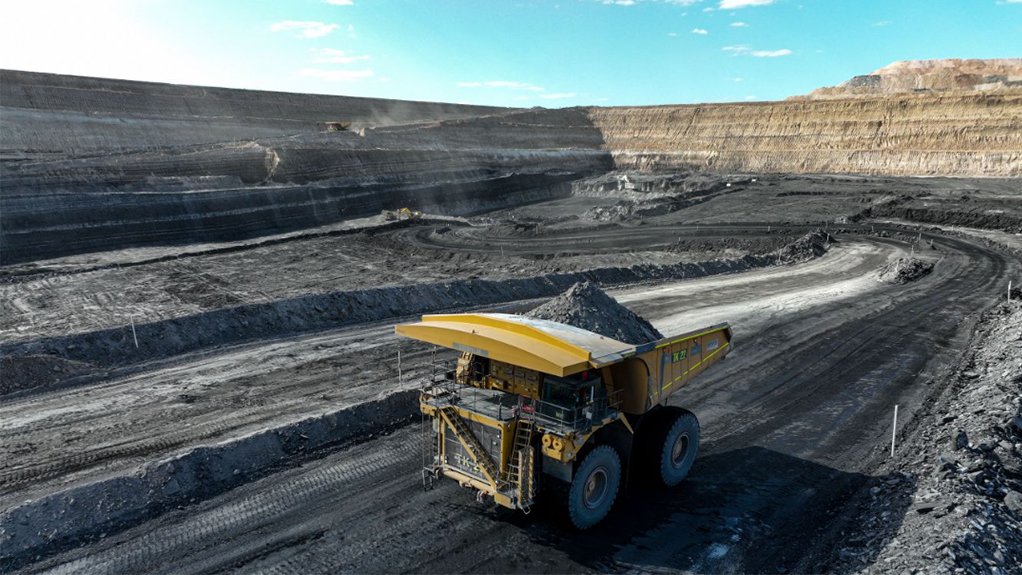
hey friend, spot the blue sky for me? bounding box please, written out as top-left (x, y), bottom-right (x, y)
top-left (2, 0), bottom-right (1020, 107)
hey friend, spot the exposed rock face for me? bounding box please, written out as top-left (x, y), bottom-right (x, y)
top-left (526, 281), bottom-right (663, 345)
top-left (3, 63), bottom-right (1020, 264)
top-left (803, 59), bottom-right (1022, 99)
top-left (0, 69), bottom-right (509, 154)
top-left (586, 92), bottom-right (1022, 177)
top-left (0, 72), bottom-right (612, 264)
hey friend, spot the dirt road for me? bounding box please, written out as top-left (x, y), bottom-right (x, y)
top-left (22, 231), bottom-right (1016, 574)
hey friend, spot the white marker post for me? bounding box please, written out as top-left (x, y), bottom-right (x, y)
top-left (891, 405), bottom-right (899, 457)
top-left (1010, 280), bottom-right (1013, 302)
top-left (129, 315), bottom-right (139, 349)
top-left (397, 350), bottom-right (403, 384)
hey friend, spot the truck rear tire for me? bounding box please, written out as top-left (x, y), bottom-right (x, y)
top-left (567, 445), bottom-right (621, 529)
top-left (658, 409), bottom-right (699, 486)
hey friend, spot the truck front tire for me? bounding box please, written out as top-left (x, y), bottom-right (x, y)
top-left (659, 409), bottom-right (699, 486)
top-left (567, 445), bottom-right (621, 529)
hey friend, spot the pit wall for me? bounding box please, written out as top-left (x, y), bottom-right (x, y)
top-left (587, 93), bottom-right (1022, 177)
top-left (0, 166), bottom-right (602, 265)
top-left (0, 69), bottom-right (508, 153)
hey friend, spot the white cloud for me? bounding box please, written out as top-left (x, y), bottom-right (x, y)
top-left (598, 1), bottom-right (706, 9)
top-left (872, 20), bottom-right (893, 26)
top-left (745, 95), bottom-right (757, 100)
top-left (311, 48), bottom-right (370, 64)
top-left (720, 0), bottom-right (774, 8)
top-left (458, 80), bottom-right (545, 92)
top-left (270, 21), bottom-right (340, 39)
top-left (298, 68), bottom-right (373, 81)
top-left (730, 21), bottom-right (749, 27)
top-left (667, 32), bottom-right (679, 36)
top-left (750, 48), bottom-right (791, 57)
top-left (324, 0), bottom-right (354, 5)
top-left (734, 77), bottom-right (743, 82)
top-left (692, 27), bottom-right (709, 34)
top-left (723, 45), bottom-right (791, 57)
top-left (540, 92), bottom-right (577, 99)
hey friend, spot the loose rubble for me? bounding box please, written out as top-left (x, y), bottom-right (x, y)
top-left (526, 281), bottom-right (664, 345)
top-left (878, 257), bottom-right (936, 284)
top-left (827, 301), bottom-right (1022, 574)
top-left (774, 229), bottom-right (835, 264)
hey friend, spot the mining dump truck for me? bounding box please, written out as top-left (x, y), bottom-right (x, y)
top-left (395, 313), bottom-right (732, 528)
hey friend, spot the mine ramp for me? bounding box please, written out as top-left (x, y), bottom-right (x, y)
top-left (395, 313), bottom-right (732, 528)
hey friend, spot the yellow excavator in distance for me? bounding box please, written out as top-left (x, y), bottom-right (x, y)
top-left (382, 207), bottom-right (422, 221)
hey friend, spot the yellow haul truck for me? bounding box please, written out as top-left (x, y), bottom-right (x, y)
top-left (395, 313), bottom-right (732, 528)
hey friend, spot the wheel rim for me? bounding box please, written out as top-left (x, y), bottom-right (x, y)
top-left (583, 466), bottom-right (609, 509)
top-left (671, 433), bottom-right (690, 468)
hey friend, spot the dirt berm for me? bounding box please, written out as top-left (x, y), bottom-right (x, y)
top-left (0, 390), bottom-right (418, 570)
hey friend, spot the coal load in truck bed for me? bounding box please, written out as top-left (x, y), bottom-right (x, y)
top-left (526, 281), bottom-right (663, 345)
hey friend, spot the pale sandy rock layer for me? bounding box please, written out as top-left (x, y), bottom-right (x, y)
top-left (586, 92), bottom-right (1022, 177)
top-left (804, 58), bottom-right (1022, 99)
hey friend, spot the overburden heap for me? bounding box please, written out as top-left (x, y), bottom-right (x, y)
top-left (878, 257), bottom-right (935, 284)
top-left (526, 281), bottom-right (663, 345)
top-left (775, 229), bottom-right (835, 264)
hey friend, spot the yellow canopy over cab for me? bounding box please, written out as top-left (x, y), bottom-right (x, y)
top-left (394, 313), bottom-right (635, 376)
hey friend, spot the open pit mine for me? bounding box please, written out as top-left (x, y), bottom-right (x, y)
top-left (2, 59), bottom-right (1021, 574)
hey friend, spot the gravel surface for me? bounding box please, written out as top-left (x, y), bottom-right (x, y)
top-left (823, 301), bottom-right (1022, 575)
top-left (526, 281), bottom-right (664, 344)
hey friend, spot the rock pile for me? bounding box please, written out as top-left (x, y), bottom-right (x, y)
top-left (774, 229), bottom-right (834, 264)
top-left (526, 281), bottom-right (663, 345)
top-left (878, 257), bottom-right (935, 284)
top-left (827, 301), bottom-right (1022, 574)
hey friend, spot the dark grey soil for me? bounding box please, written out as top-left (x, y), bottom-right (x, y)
top-left (526, 281), bottom-right (664, 344)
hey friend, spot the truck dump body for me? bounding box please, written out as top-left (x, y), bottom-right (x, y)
top-left (395, 312), bottom-right (732, 525)
top-left (397, 313), bottom-right (732, 412)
